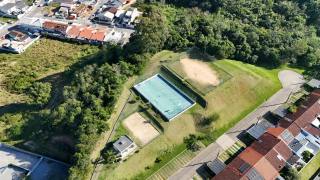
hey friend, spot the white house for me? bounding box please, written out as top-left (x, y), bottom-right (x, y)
top-left (113, 135), bottom-right (137, 159)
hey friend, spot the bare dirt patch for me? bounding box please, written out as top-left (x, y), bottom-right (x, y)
top-left (123, 113), bottom-right (160, 146)
top-left (180, 58), bottom-right (220, 86)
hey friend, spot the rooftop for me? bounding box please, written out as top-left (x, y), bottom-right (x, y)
top-left (113, 136), bottom-right (134, 153)
top-left (0, 143), bottom-right (69, 180)
top-left (214, 90), bottom-right (320, 179)
top-left (42, 21), bottom-right (68, 33)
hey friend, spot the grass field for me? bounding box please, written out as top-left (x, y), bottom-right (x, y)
top-left (98, 50), bottom-right (302, 180)
top-left (299, 152), bottom-right (320, 180)
top-left (0, 38), bottom-right (99, 106)
top-left (0, 39), bottom-right (99, 161)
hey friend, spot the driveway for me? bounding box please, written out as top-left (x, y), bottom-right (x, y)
top-left (169, 70), bottom-right (305, 180)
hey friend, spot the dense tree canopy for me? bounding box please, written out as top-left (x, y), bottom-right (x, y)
top-left (130, 0), bottom-right (320, 72)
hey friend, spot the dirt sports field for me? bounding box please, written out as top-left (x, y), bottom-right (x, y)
top-left (123, 113), bottom-right (160, 146)
top-left (181, 58), bottom-right (220, 86)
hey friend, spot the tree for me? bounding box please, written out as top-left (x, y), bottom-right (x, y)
top-left (281, 167), bottom-right (299, 180)
top-left (184, 134), bottom-right (201, 151)
top-left (27, 82), bottom-right (52, 106)
top-left (102, 150), bottom-right (118, 164)
top-left (302, 150), bottom-right (313, 162)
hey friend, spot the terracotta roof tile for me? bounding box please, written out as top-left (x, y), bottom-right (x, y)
top-left (267, 127), bottom-right (285, 138)
top-left (253, 157), bottom-right (279, 180)
top-left (67, 25), bottom-right (82, 38)
top-left (238, 147), bottom-right (262, 166)
top-left (78, 27), bottom-right (93, 39)
top-left (43, 21), bottom-right (68, 33)
top-left (250, 133), bottom-right (280, 155)
top-left (90, 30), bottom-right (106, 41)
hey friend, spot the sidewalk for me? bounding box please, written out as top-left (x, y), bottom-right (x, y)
top-left (169, 70), bottom-right (305, 180)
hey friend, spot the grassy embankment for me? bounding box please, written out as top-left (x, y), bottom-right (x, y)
top-left (0, 39), bottom-right (99, 161)
top-left (98, 50), bottom-right (302, 180)
top-left (299, 152), bottom-right (320, 180)
top-left (0, 38), bottom-right (98, 106)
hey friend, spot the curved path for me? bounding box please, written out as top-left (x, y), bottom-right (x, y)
top-left (169, 70), bottom-right (305, 180)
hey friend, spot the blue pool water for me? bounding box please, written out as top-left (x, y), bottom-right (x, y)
top-left (134, 74), bottom-right (195, 120)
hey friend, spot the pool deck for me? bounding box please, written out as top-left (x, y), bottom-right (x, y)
top-left (134, 74), bottom-right (195, 121)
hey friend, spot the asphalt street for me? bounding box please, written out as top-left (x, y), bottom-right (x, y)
top-left (169, 70), bottom-right (305, 180)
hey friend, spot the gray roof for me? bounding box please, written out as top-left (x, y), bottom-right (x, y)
top-left (207, 159), bottom-right (226, 174)
top-left (0, 0), bottom-right (27, 13)
top-left (272, 106), bottom-right (288, 118)
top-left (246, 168), bottom-right (264, 180)
top-left (0, 3), bottom-right (15, 13)
top-left (247, 119), bottom-right (274, 139)
top-left (281, 129), bottom-right (295, 143)
top-left (308, 79), bottom-right (320, 88)
top-left (289, 139), bottom-right (303, 153)
top-left (113, 136), bottom-right (134, 152)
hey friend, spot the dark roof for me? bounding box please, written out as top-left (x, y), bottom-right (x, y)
top-left (207, 159), bottom-right (226, 175)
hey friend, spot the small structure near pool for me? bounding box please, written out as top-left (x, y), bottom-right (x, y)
top-left (133, 74), bottom-right (195, 121)
top-left (113, 135), bottom-right (137, 159)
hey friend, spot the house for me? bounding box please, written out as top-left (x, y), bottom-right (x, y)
top-left (5, 30), bottom-right (29, 42)
top-left (214, 89), bottom-right (320, 179)
top-left (77, 26), bottom-right (94, 40)
top-left (95, 10), bottom-right (116, 24)
top-left (66, 25), bottom-right (82, 38)
top-left (0, 30), bottom-right (40, 53)
top-left (0, 0), bottom-right (29, 18)
top-left (247, 119), bottom-right (275, 139)
top-left (113, 135), bottom-right (137, 159)
top-left (42, 21), bottom-right (68, 36)
top-left (214, 131), bottom-right (293, 180)
top-left (121, 8), bottom-right (140, 28)
top-left (308, 79), bottom-right (320, 89)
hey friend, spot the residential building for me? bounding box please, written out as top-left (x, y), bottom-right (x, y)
top-left (42, 21), bottom-right (68, 37)
top-left (113, 135), bottom-right (137, 159)
top-left (0, 29), bottom-right (40, 53)
top-left (308, 79), bottom-right (320, 89)
top-left (214, 89), bottom-right (320, 180)
top-left (0, 0), bottom-right (29, 18)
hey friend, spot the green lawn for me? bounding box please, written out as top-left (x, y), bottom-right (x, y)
top-left (299, 152), bottom-right (320, 180)
top-left (97, 50), bottom-right (302, 180)
top-left (0, 17), bottom-right (17, 23)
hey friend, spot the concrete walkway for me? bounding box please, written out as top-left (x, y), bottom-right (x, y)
top-left (169, 70), bottom-right (305, 180)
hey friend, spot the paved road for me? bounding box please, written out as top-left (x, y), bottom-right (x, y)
top-left (169, 70), bottom-right (305, 180)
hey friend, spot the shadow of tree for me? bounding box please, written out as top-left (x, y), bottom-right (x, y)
top-left (0, 49), bottom-right (106, 115)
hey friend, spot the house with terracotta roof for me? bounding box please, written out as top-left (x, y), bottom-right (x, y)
top-left (65, 25), bottom-right (110, 44)
top-left (66, 25), bottom-right (82, 39)
top-left (77, 26), bottom-right (94, 40)
top-left (42, 21), bottom-right (69, 37)
top-left (214, 90), bottom-right (320, 180)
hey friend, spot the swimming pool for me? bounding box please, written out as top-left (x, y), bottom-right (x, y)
top-left (134, 74), bottom-right (195, 121)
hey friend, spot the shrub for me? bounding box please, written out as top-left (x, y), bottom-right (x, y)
top-left (288, 104), bottom-right (298, 113)
top-left (193, 113), bottom-right (219, 132)
top-left (280, 167), bottom-right (299, 180)
top-left (302, 150), bottom-right (313, 162)
top-left (102, 150), bottom-right (117, 164)
top-left (27, 82), bottom-right (52, 106)
top-left (184, 134), bottom-right (201, 152)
